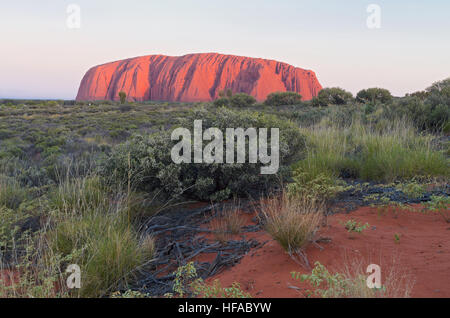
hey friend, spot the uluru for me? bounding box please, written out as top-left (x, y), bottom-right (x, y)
top-left (76, 53), bottom-right (322, 102)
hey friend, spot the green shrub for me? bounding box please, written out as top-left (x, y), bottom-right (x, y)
top-left (316, 88), bottom-right (353, 106)
top-left (101, 107), bottom-right (305, 201)
top-left (229, 93), bottom-right (257, 107)
top-left (118, 91), bottom-right (127, 104)
top-left (264, 92), bottom-right (303, 106)
top-left (356, 88), bottom-right (393, 104)
top-left (214, 97), bottom-right (230, 107)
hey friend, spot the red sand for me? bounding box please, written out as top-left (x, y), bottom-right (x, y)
top-left (206, 205), bottom-right (450, 298)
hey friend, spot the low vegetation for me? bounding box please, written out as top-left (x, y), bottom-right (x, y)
top-left (0, 78), bottom-right (448, 297)
top-left (291, 260), bottom-right (413, 298)
top-left (260, 192), bottom-right (323, 256)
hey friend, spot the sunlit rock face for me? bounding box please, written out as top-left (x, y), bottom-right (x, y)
top-left (76, 53), bottom-right (322, 102)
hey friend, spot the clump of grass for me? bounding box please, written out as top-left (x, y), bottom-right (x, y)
top-left (210, 203), bottom-right (245, 243)
top-left (49, 176), bottom-right (109, 215)
top-left (0, 174), bottom-right (28, 210)
top-left (260, 192), bottom-right (323, 256)
top-left (47, 176), bottom-right (154, 297)
top-left (296, 119), bottom-right (448, 184)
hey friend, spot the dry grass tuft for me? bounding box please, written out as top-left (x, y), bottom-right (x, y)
top-left (260, 192), bottom-right (324, 262)
top-left (210, 203), bottom-right (245, 243)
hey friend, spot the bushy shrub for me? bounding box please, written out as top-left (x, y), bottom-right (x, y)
top-left (101, 107), bottom-right (305, 201)
top-left (356, 88), bottom-right (393, 104)
top-left (264, 91), bottom-right (303, 106)
top-left (229, 93), bottom-right (257, 107)
top-left (316, 88), bottom-right (353, 106)
top-left (213, 97), bottom-right (230, 107)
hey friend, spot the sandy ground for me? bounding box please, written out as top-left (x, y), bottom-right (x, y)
top-left (206, 205), bottom-right (450, 298)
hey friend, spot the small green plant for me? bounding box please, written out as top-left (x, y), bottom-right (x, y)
top-left (341, 219), bottom-right (369, 234)
top-left (288, 170), bottom-right (347, 202)
top-left (395, 180), bottom-right (426, 199)
top-left (423, 195), bottom-right (450, 223)
top-left (394, 233), bottom-right (401, 244)
top-left (291, 262), bottom-right (380, 298)
top-left (166, 262), bottom-right (251, 298)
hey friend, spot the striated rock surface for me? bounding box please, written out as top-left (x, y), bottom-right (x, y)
top-left (76, 53), bottom-right (322, 102)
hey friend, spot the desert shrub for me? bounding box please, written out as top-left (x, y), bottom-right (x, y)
top-left (118, 91), bottom-right (127, 104)
top-left (264, 92), bottom-right (303, 106)
top-left (229, 93), bottom-right (257, 107)
top-left (101, 107), bottom-right (305, 201)
top-left (316, 88), bottom-right (353, 106)
top-left (260, 192), bottom-right (323, 254)
top-left (390, 95), bottom-right (449, 132)
top-left (214, 97), bottom-right (230, 107)
top-left (356, 88), bottom-right (393, 104)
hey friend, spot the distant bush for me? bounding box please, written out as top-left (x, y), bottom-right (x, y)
top-left (118, 91), bottom-right (127, 104)
top-left (264, 92), bottom-right (303, 106)
top-left (214, 97), bottom-right (230, 107)
top-left (101, 107), bottom-right (305, 201)
top-left (315, 88), bottom-right (353, 106)
top-left (229, 93), bottom-right (257, 107)
top-left (356, 88), bottom-right (393, 104)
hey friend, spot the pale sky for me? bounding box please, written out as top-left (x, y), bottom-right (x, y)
top-left (1, 0), bottom-right (449, 99)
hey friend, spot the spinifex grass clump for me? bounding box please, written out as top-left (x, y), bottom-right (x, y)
top-left (260, 192), bottom-right (323, 256)
top-left (210, 203), bottom-right (245, 243)
top-left (47, 176), bottom-right (154, 297)
top-left (294, 119), bottom-right (448, 185)
top-left (0, 174), bottom-right (28, 210)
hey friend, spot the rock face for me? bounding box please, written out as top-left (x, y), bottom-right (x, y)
top-left (76, 53), bottom-right (322, 102)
